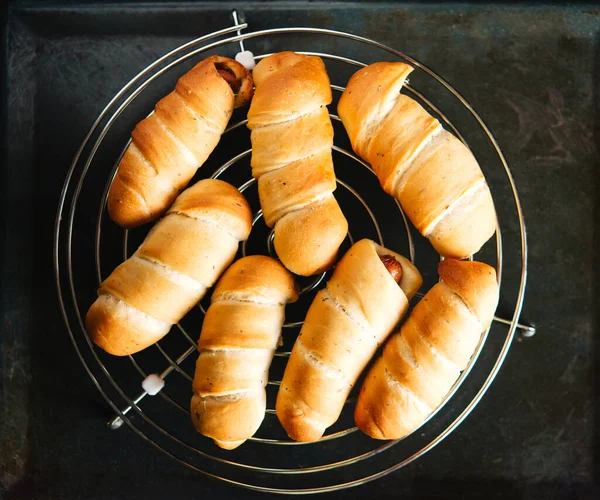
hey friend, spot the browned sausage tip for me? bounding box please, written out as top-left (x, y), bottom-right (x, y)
top-left (379, 254), bottom-right (403, 284)
top-left (216, 65), bottom-right (242, 93)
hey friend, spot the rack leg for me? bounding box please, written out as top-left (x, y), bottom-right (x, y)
top-left (493, 315), bottom-right (536, 337)
top-left (231, 10), bottom-right (245, 52)
top-left (106, 346), bottom-right (196, 430)
top-left (107, 391), bottom-right (147, 430)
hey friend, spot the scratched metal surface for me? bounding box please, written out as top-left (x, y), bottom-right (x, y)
top-left (1, 2), bottom-right (598, 499)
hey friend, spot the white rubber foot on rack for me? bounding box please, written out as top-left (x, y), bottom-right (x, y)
top-left (235, 50), bottom-right (256, 71)
top-left (142, 374), bottom-right (164, 395)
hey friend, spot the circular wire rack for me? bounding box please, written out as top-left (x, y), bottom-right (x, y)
top-left (54, 13), bottom-right (531, 495)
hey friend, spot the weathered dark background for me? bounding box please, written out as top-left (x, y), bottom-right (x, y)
top-left (1, 1), bottom-right (598, 499)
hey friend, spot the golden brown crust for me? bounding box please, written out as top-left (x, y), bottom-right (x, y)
top-left (191, 389), bottom-right (265, 450)
top-left (248, 52), bottom-right (331, 126)
top-left (354, 356), bottom-right (430, 440)
top-left (98, 255), bottom-right (205, 324)
top-left (211, 254), bottom-right (299, 305)
top-left (247, 52), bottom-right (348, 276)
top-left (86, 295), bottom-right (171, 356)
top-left (338, 62), bottom-right (496, 258)
top-left (438, 258), bottom-right (499, 328)
top-left (258, 148), bottom-right (336, 227)
top-left (135, 215), bottom-right (240, 285)
top-left (276, 239), bottom-right (422, 442)
top-left (190, 256), bottom-right (297, 449)
top-left (338, 62), bottom-right (413, 157)
top-left (108, 56), bottom-right (253, 229)
top-left (87, 179), bottom-right (252, 356)
top-left (355, 259), bottom-right (499, 440)
top-left (166, 177), bottom-right (252, 241)
top-left (249, 107), bottom-right (334, 178)
top-left (365, 95), bottom-right (441, 194)
top-left (426, 181), bottom-right (497, 259)
top-left (272, 197), bottom-right (348, 276)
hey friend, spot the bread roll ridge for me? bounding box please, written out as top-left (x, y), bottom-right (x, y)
top-left (438, 258), bottom-right (499, 327)
top-left (421, 178), bottom-right (487, 238)
top-left (193, 379), bottom-right (259, 397)
top-left (288, 241), bottom-right (404, 395)
top-left (380, 309), bottom-right (463, 422)
top-left (339, 62), bottom-right (414, 157)
top-left (170, 89), bottom-right (221, 132)
top-left (382, 361), bottom-right (432, 412)
top-left (403, 313), bottom-right (463, 371)
top-left (379, 333), bottom-right (443, 410)
top-left (166, 180), bottom-right (251, 239)
top-left (151, 112), bottom-right (200, 165)
top-left (320, 286), bottom-right (371, 333)
top-left (168, 211), bottom-right (239, 241)
top-left (89, 294), bottom-right (171, 355)
top-left (295, 336), bottom-right (350, 381)
top-left (211, 292), bottom-right (288, 307)
top-left (130, 254), bottom-right (206, 290)
top-left (128, 142), bottom-right (160, 176)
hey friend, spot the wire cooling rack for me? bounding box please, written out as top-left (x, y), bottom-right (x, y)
top-left (53, 11), bottom-right (534, 495)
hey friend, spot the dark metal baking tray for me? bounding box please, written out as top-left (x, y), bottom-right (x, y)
top-left (2, 1), bottom-right (598, 498)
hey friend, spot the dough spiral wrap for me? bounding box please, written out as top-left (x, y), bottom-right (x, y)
top-left (247, 52), bottom-right (348, 276)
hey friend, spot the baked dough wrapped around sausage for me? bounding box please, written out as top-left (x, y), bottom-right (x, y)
top-left (108, 56), bottom-right (253, 228)
top-left (191, 256), bottom-right (298, 449)
top-left (276, 239), bottom-right (422, 441)
top-left (247, 52), bottom-right (348, 276)
top-left (338, 62), bottom-right (496, 258)
top-left (87, 179), bottom-right (252, 356)
top-left (355, 259), bottom-right (499, 440)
